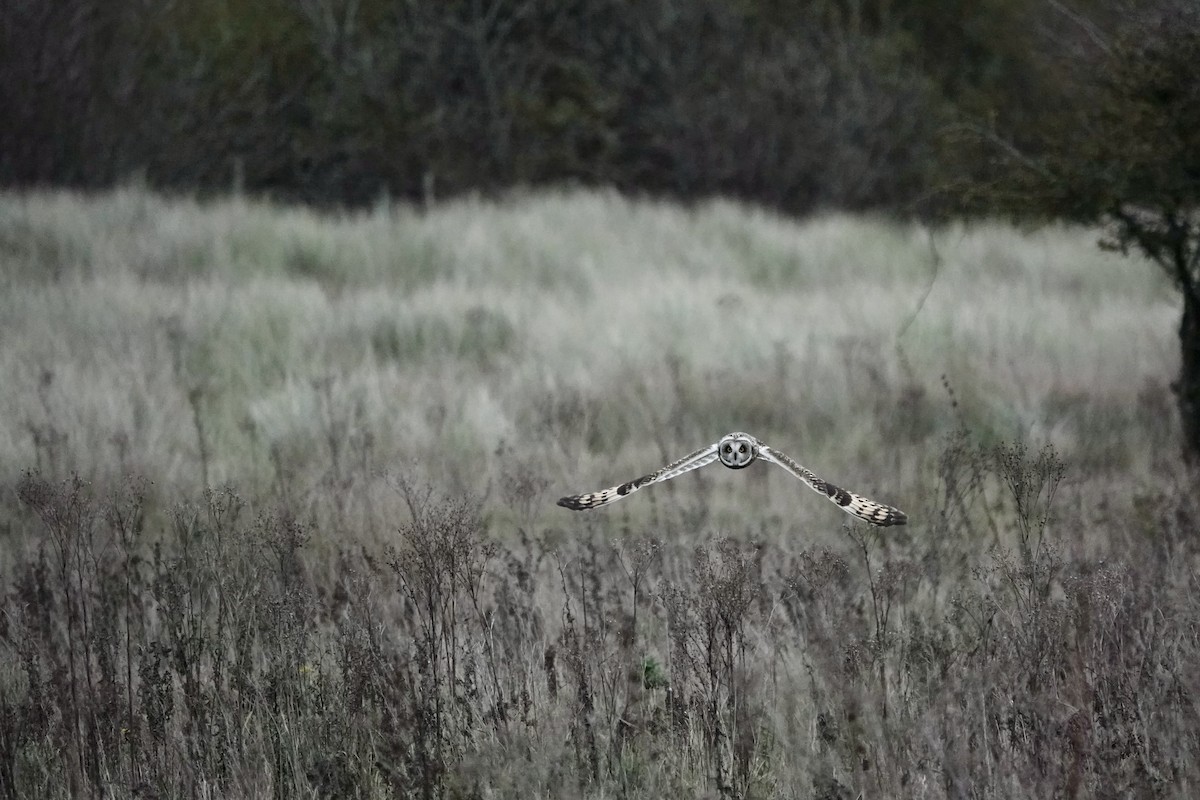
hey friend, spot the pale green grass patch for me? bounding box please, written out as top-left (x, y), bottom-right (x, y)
top-left (0, 186), bottom-right (1179, 530)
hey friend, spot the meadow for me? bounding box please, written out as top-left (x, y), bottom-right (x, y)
top-left (1, 187), bottom-right (1197, 798)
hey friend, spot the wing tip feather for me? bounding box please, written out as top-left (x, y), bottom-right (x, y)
top-left (557, 495), bottom-right (591, 511)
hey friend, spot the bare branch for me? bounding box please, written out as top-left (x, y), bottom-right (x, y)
top-left (1046, 0), bottom-right (1113, 55)
top-left (945, 122), bottom-right (1056, 180)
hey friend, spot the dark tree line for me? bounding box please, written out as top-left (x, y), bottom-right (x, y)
top-left (0, 0), bottom-right (1128, 213)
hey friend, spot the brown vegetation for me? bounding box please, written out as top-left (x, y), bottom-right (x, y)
top-left (3, 432), bottom-right (1199, 798)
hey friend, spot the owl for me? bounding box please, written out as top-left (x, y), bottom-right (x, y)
top-left (558, 431), bottom-right (907, 526)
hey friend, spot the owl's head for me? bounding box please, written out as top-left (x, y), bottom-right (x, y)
top-left (718, 432), bottom-right (758, 469)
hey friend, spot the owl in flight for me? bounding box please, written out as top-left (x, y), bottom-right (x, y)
top-left (558, 431), bottom-right (907, 526)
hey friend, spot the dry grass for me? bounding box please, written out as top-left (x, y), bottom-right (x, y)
top-left (1, 187), bottom-right (1197, 798)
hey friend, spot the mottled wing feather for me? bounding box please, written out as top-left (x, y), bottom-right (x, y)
top-left (758, 445), bottom-right (907, 527)
top-left (558, 443), bottom-right (720, 510)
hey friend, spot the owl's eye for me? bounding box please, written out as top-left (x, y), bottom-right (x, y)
top-left (738, 444), bottom-right (747, 454)
top-left (723, 444), bottom-right (733, 453)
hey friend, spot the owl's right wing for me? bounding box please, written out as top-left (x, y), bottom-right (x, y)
top-left (557, 442), bottom-right (721, 510)
top-left (758, 445), bottom-right (908, 527)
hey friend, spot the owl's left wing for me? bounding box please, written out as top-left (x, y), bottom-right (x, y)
top-left (758, 445), bottom-right (908, 527)
top-left (558, 442), bottom-right (721, 510)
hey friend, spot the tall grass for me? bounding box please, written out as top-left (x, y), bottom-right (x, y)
top-left (0, 188), bottom-right (1177, 518)
top-left (0, 187), bottom-right (1196, 797)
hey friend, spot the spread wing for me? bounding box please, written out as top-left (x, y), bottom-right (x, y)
top-left (758, 445), bottom-right (907, 526)
top-left (558, 442), bottom-right (721, 510)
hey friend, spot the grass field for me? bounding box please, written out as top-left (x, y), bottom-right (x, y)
top-left (1, 187), bottom-right (1197, 798)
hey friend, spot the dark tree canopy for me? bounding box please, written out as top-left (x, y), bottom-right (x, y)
top-left (0, 0), bottom-right (1126, 215)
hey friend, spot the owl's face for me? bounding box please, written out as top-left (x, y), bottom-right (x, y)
top-left (718, 432), bottom-right (758, 469)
